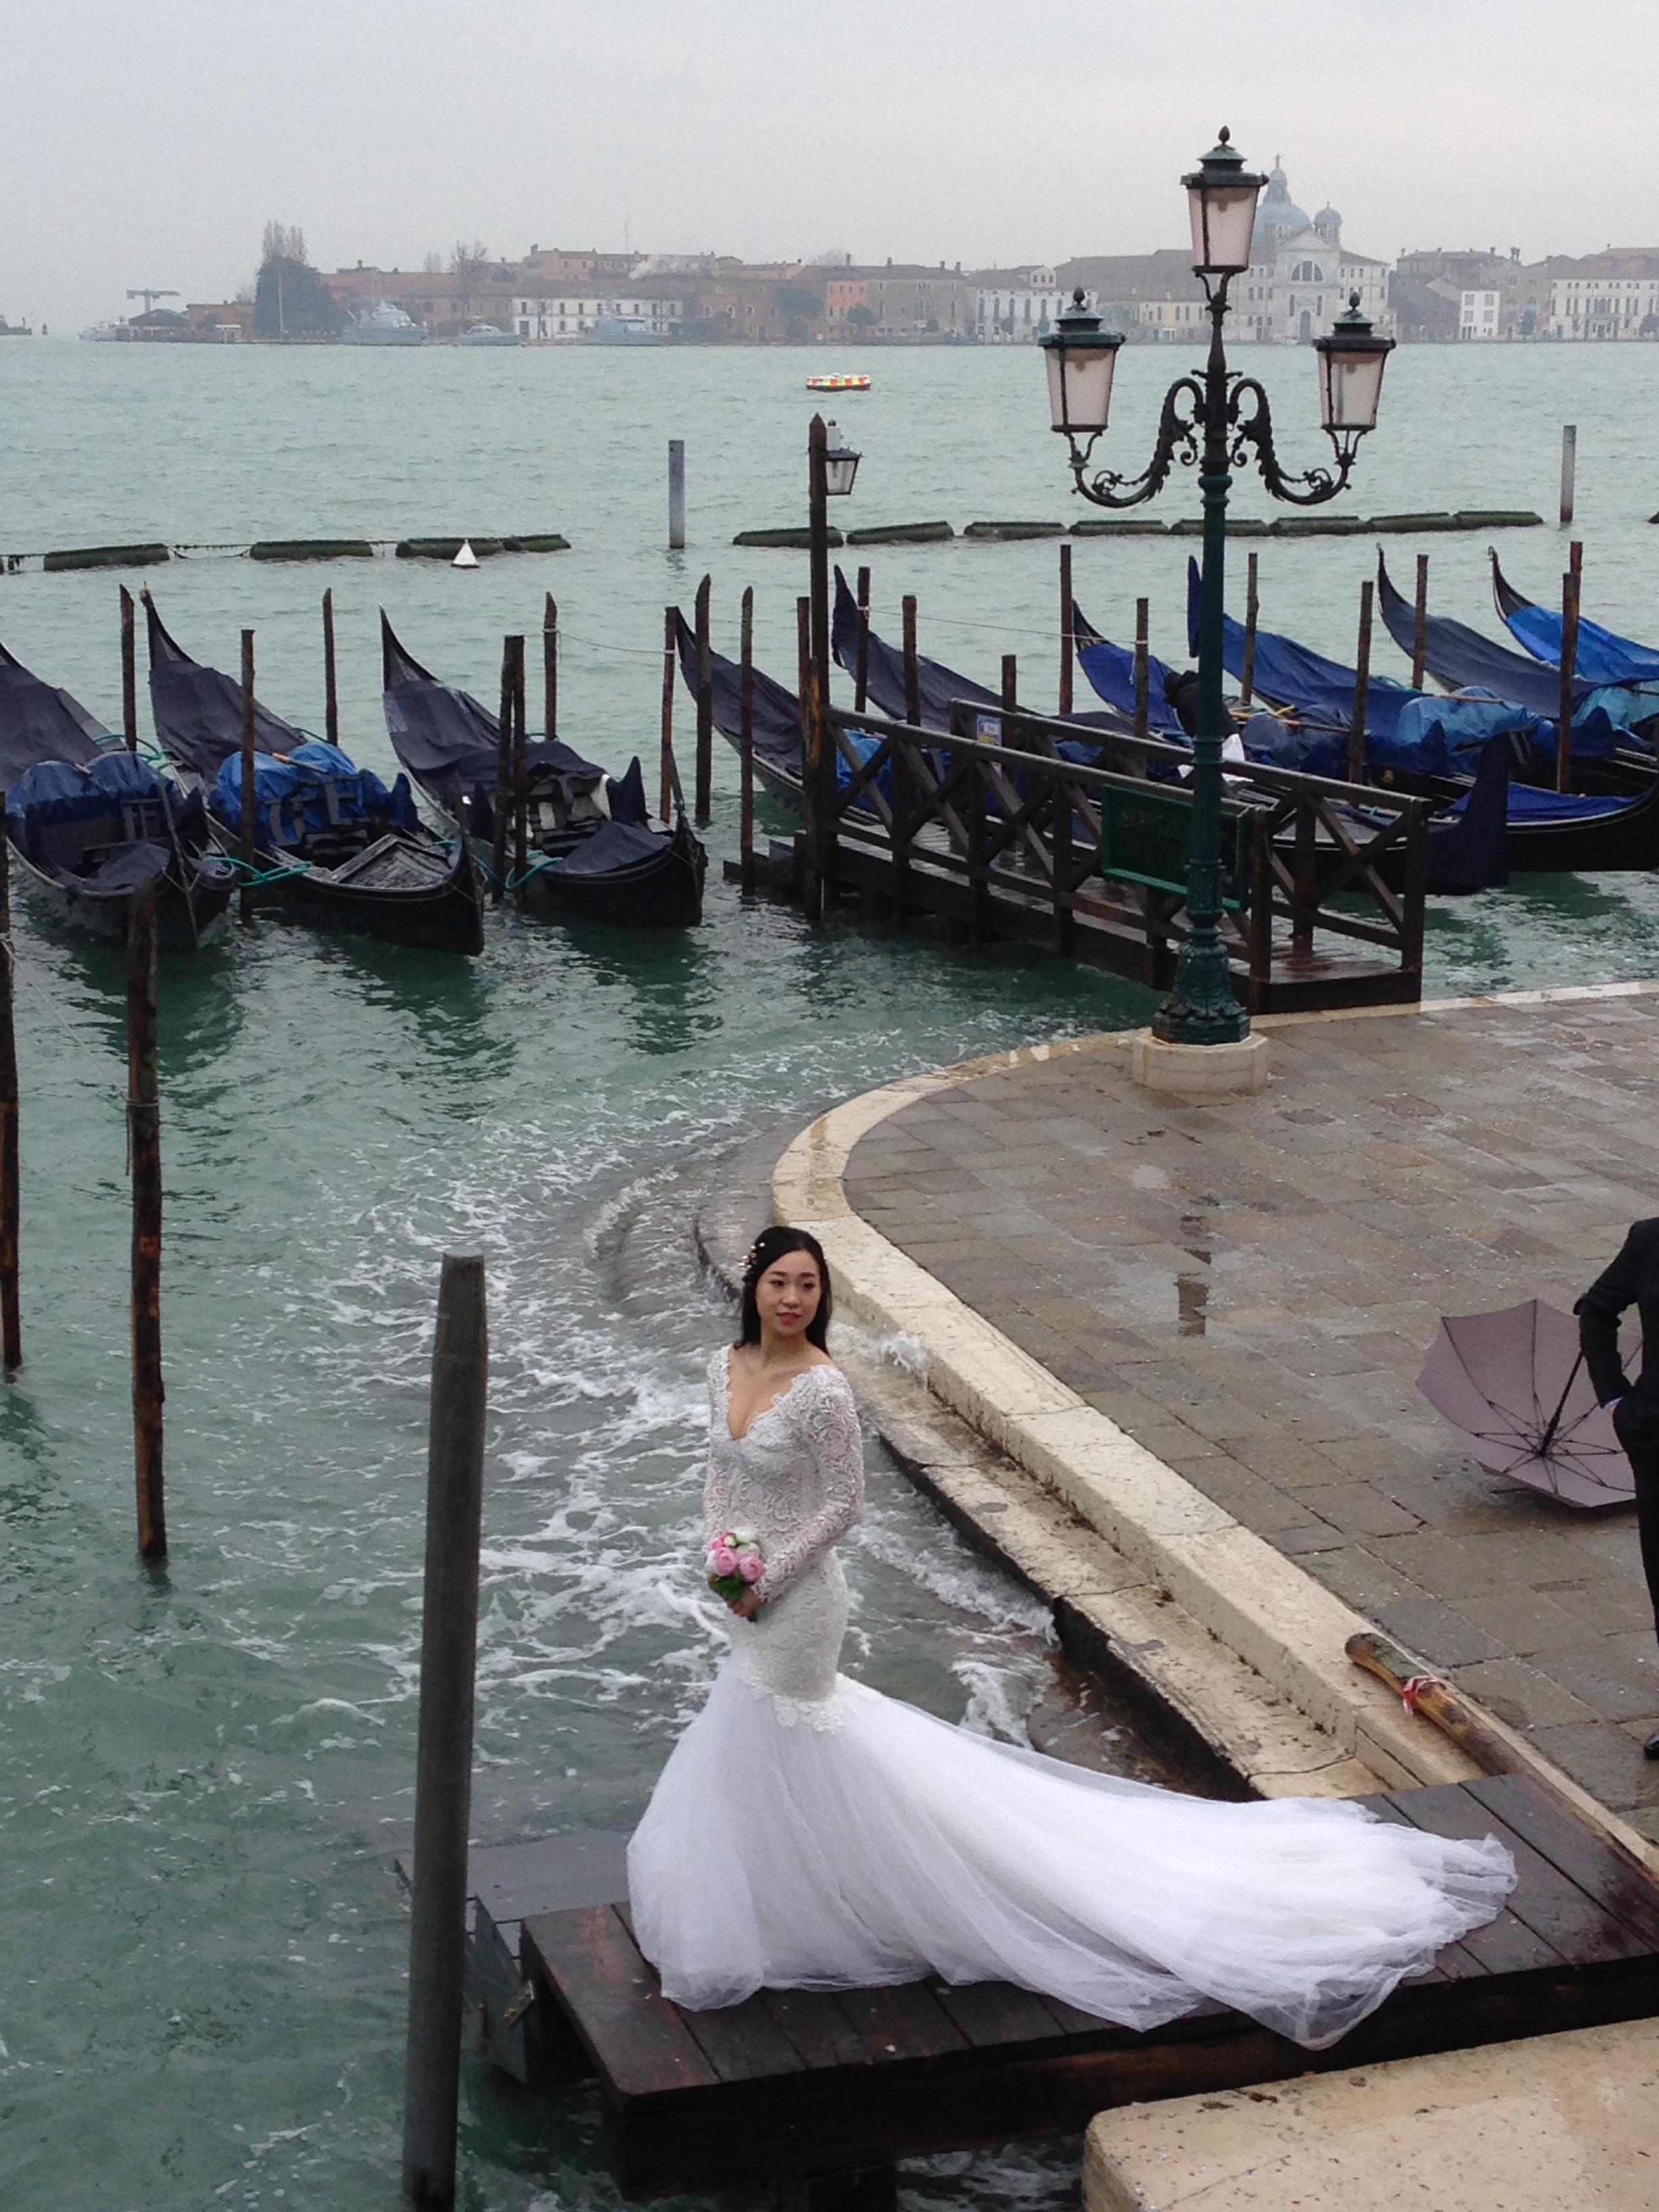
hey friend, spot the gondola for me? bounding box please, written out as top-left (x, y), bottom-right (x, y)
top-left (1491, 552), bottom-right (1659, 687)
top-left (380, 615), bottom-right (704, 928)
top-left (144, 596), bottom-right (485, 954)
top-left (0, 634), bottom-right (234, 949)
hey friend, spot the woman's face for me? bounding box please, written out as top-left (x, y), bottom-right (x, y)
top-left (755, 1251), bottom-right (822, 1341)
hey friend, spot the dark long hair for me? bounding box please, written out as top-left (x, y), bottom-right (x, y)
top-left (736, 1225), bottom-right (832, 1351)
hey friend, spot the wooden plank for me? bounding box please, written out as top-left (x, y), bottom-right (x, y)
top-left (834, 1982), bottom-right (968, 2064)
top-left (931, 1978), bottom-right (1061, 2050)
top-left (678, 1990), bottom-right (808, 2083)
top-left (1465, 1774), bottom-right (1659, 1950)
top-left (1387, 1784), bottom-right (1649, 1966)
top-left (520, 1904), bottom-right (719, 2099)
top-left (763, 1988), bottom-right (873, 2071)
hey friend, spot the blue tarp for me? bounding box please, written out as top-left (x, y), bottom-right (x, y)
top-left (1074, 634), bottom-right (1188, 734)
top-left (1185, 556), bottom-right (1422, 744)
top-left (7, 748), bottom-right (169, 826)
top-left (1443, 779), bottom-right (1637, 822)
top-left (213, 739), bottom-right (415, 844)
top-left (1494, 559), bottom-right (1659, 687)
top-left (1376, 554), bottom-right (1595, 720)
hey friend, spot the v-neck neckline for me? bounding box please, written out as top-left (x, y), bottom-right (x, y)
top-left (723, 1346), bottom-right (819, 1443)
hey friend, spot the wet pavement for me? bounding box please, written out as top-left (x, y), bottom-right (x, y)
top-left (842, 987), bottom-right (1659, 1841)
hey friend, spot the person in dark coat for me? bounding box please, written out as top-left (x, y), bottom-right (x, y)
top-left (1578, 1218), bottom-right (1659, 1757)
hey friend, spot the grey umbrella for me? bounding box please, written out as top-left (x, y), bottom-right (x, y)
top-left (1416, 1298), bottom-right (1635, 1509)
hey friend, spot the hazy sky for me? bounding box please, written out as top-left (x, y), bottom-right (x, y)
top-left (4, 0), bottom-right (1654, 329)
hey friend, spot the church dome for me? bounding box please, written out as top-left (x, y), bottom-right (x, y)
top-left (1250, 162), bottom-right (1309, 259)
top-left (1313, 204), bottom-right (1341, 241)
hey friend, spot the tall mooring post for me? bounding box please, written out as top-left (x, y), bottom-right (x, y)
top-left (0, 820), bottom-right (19, 1370)
top-left (491, 638), bottom-right (512, 903)
top-left (1058, 541), bottom-right (1073, 716)
top-left (323, 588), bottom-right (340, 745)
top-left (239, 632), bottom-right (257, 925)
top-left (1559, 424), bottom-right (1577, 528)
top-left (739, 586), bottom-right (756, 894)
top-left (120, 587), bottom-right (139, 752)
top-left (1411, 554), bottom-right (1430, 692)
top-left (693, 573), bottom-right (714, 823)
top-left (668, 439), bottom-right (686, 550)
top-left (401, 1253), bottom-right (489, 2210)
top-left (1557, 540), bottom-right (1582, 794)
top-left (127, 884), bottom-right (164, 1560)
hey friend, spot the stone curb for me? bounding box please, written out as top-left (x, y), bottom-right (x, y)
top-left (769, 1008), bottom-right (1659, 1872)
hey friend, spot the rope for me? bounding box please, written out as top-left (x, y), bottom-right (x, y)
top-left (220, 853), bottom-right (312, 884)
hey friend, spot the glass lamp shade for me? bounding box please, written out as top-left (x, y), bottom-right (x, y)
top-left (1182, 127), bottom-right (1267, 276)
top-left (1313, 293), bottom-right (1395, 433)
top-left (1040, 291), bottom-right (1123, 436)
top-left (822, 421), bottom-right (861, 495)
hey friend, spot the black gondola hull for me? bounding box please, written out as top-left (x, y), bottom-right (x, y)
top-left (514, 819), bottom-right (705, 927)
top-left (7, 838), bottom-right (234, 950)
top-left (221, 823), bottom-right (486, 954)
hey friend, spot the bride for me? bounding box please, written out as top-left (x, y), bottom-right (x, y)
top-left (627, 1227), bottom-right (1515, 2050)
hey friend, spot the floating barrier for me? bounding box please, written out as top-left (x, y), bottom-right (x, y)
top-left (731, 527), bottom-right (845, 549)
top-left (845, 521), bottom-right (954, 546)
top-left (41, 542), bottom-right (170, 572)
top-left (249, 538), bottom-right (374, 562)
top-left (395, 533), bottom-right (571, 559)
top-left (1368, 512), bottom-right (1467, 533)
top-left (1069, 518), bottom-right (1166, 537)
top-left (963, 520), bottom-right (1065, 540)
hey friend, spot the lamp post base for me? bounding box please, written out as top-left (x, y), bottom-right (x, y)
top-left (1130, 1029), bottom-right (1269, 1099)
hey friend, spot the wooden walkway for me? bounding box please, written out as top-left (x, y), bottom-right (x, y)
top-left (496, 1774), bottom-right (1659, 2207)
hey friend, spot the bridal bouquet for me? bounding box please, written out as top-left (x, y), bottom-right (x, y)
top-left (707, 1525), bottom-right (764, 1605)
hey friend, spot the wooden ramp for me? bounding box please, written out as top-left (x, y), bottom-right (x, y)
top-left (509, 1776), bottom-right (1659, 2207)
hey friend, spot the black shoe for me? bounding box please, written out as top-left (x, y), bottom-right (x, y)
top-left (1645, 1729), bottom-right (1659, 1759)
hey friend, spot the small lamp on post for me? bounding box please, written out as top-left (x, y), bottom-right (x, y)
top-left (804, 413), bottom-right (861, 922)
top-left (1182, 128), bottom-right (1268, 279)
top-left (1313, 293), bottom-right (1394, 449)
top-left (822, 420), bottom-right (861, 497)
top-left (1040, 293), bottom-right (1123, 456)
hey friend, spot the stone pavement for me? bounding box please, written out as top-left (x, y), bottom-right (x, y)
top-left (842, 987), bottom-right (1659, 1841)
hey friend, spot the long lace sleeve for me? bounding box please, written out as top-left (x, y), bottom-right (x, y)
top-left (702, 1351), bottom-right (731, 1545)
top-left (759, 1370), bottom-right (863, 1602)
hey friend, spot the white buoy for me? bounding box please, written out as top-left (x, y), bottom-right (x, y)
top-left (451, 539), bottom-right (478, 570)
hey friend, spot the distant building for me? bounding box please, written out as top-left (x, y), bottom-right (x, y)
top-left (520, 246), bottom-right (647, 285)
top-left (969, 267), bottom-right (1065, 342)
top-left (1460, 288), bottom-right (1502, 339)
top-left (844, 264), bottom-right (971, 337)
top-left (510, 287), bottom-right (684, 342)
top-left (186, 301), bottom-right (254, 341)
top-left (1547, 253), bottom-right (1659, 337)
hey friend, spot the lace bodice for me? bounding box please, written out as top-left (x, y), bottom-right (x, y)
top-left (703, 1348), bottom-right (863, 1601)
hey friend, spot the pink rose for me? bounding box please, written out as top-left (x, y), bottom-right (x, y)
top-left (709, 1544), bottom-right (738, 1576)
top-left (737, 1552), bottom-right (764, 1584)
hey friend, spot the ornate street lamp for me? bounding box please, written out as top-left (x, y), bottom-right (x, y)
top-left (822, 419), bottom-right (862, 497)
top-left (1041, 128), bottom-right (1393, 1046)
top-left (804, 413), bottom-right (861, 919)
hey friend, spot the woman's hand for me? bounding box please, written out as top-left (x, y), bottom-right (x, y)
top-left (727, 1587), bottom-right (763, 1620)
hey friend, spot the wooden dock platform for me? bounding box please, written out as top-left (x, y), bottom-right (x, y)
top-left (493, 1774), bottom-right (1659, 2207)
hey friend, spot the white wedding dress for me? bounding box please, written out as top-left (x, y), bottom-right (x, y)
top-left (626, 1351), bottom-right (1515, 2049)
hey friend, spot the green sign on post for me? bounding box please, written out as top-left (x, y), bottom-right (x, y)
top-left (1098, 783), bottom-right (1251, 912)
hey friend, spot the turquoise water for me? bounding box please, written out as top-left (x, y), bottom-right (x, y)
top-left (3, 338), bottom-right (1659, 2211)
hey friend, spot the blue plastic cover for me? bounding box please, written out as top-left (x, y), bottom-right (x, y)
top-left (554, 819), bottom-right (665, 876)
top-left (1185, 557), bottom-right (1421, 743)
top-left (1494, 560), bottom-right (1659, 686)
top-left (7, 748), bottom-right (168, 825)
top-left (212, 738), bottom-right (397, 844)
top-left (1444, 779), bottom-right (1637, 822)
top-left (1376, 555), bottom-right (1593, 719)
top-left (1075, 636), bottom-right (1187, 733)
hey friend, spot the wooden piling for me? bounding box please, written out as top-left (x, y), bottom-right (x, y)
top-left (1240, 556), bottom-right (1258, 711)
top-left (127, 884), bottom-right (163, 1561)
top-left (510, 636), bottom-right (528, 905)
top-left (1559, 424), bottom-right (1577, 529)
top-left (1001, 653), bottom-right (1017, 744)
top-left (668, 440), bottom-right (686, 550)
top-left (894, 596), bottom-right (920, 923)
top-left (739, 586), bottom-right (756, 894)
top-left (543, 595), bottom-right (558, 740)
top-left (1557, 542), bottom-right (1582, 794)
top-left (854, 567), bottom-right (871, 714)
top-left (1349, 579), bottom-right (1374, 785)
top-left (901, 596), bottom-right (921, 729)
top-left (1059, 541), bottom-right (1074, 717)
top-left (694, 573), bottom-right (714, 823)
top-left (0, 820), bottom-right (19, 1371)
top-left (323, 588), bottom-right (339, 745)
top-left (1411, 554), bottom-right (1430, 691)
top-left (120, 586), bottom-right (138, 752)
top-left (660, 608), bottom-right (678, 825)
top-left (401, 1252), bottom-right (489, 2211)
top-left (239, 632), bottom-right (257, 926)
top-left (1132, 598), bottom-right (1150, 740)
top-left (796, 596), bottom-right (821, 921)
top-left (491, 639), bottom-right (512, 903)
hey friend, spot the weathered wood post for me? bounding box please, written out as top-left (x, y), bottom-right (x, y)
top-left (1240, 555), bottom-right (1258, 711)
top-left (895, 595), bottom-right (921, 922)
top-left (121, 586), bottom-right (139, 752)
top-left (901, 595), bottom-right (921, 729)
top-left (693, 573), bottom-right (714, 823)
top-left (854, 566), bottom-right (872, 713)
top-left (323, 588), bottom-right (340, 745)
top-left (1349, 579), bottom-right (1374, 785)
top-left (1132, 597), bottom-right (1150, 741)
top-left (668, 438), bottom-right (686, 550)
top-left (796, 596), bottom-right (821, 920)
top-left (510, 636), bottom-right (528, 905)
top-left (659, 608), bottom-right (678, 825)
top-left (127, 883), bottom-right (164, 1561)
top-left (400, 1252), bottom-right (489, 2211)
top-left (739, 586), bottom-right (756, 894)
top-left (1059, 541), bottom-right (1073, 717)
top-left (1411, 554), bottom-right (1430, 691)
top-left (239, 631), bottom-right (257, 925)
top-left (0, 819), bottom-right (20, 1370)
top-left (1557, 541), bottom-right (1582, 794)
top-left (804, 416), bottom-right (836, 920)
top-left (490, 638), bottom-right (512, 902)
top-left (1559, 424), bottom-right (1577, 529)
top-left (1000, 653), bottom-right (1017, 740)
top-left (543, 595), bottom-right (558, 740)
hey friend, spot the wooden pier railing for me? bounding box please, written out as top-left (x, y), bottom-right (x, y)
top-left (804, 700), bottom-right (1433, 1017)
